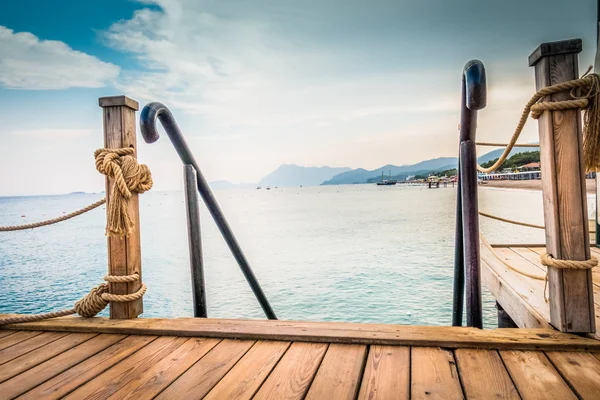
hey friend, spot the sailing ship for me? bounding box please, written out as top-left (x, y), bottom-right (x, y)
top-left (376, 170), bottom-right (397, 186)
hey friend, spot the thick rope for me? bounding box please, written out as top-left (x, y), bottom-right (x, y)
top-left (0, 274), bottom-right (146, 325)
top-left (476, 142), bottom-right (539, 148)
top-left (540, 253), bottom-right (598, 270)
top-left (480, 234), bottom-right (546, 280)
top-left (479, 211), bottom-right (545, 230)
top-left (94, 148), bottom-right (153, 236)
top-left (0, 199), bottom-right (106, 232)
top-left (480, 233), bottom-right (597, 302)
top-left (479, 210), bottom-right (596, 233)
top-left (476, 70), bottom-right (600, 173)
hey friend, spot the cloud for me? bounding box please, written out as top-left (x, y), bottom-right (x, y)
top-left (97, 0), bottom-right (593, 183)
top-left (0, 26), bottom-right (120, 90)
top-left (9, 128), bottom-right (95, 139)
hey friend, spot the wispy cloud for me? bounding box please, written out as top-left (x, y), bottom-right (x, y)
top-left (0, 26), bottom-right (120, 90)
top-left (9, 128), bottom-right (95, 139)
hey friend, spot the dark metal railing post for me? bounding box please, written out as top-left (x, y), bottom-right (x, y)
top-left (452, 157), bottom-right (464, 326)
top-left (184, 165), bottom-right (207, 317)
top-left (140, 103), bottom-right (277, 320)
top-left (453, 60), bottom-right (486, 328)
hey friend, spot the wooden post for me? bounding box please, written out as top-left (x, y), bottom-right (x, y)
top-left (529, 39), bottom-right (595, 333)
top-left (99, 95), bottom-right (143, 319)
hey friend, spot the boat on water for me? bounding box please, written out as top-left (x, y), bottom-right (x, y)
top-left (376, 170), bottom-right (397, 186)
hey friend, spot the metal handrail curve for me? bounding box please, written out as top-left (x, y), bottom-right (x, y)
top-left (140, 102), bottom-right (277, 320)
top-left (453, 60), bottom-right (486, 328)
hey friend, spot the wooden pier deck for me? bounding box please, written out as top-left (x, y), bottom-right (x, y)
top-left (1, 317), bottom-right (600, 399)
top-left (482, 244), bottom-right (600, 340)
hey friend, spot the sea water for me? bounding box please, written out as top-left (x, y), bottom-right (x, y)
top-left (0, 185), bottom-right (593, 328)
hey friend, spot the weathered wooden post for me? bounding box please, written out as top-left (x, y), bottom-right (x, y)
top-left (529, 39), bottom-right (595, 332)
top-left (99, 95), bottom-right (143, 319)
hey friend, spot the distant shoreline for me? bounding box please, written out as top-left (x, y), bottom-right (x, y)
top-left (481, 178), bottom-right (595, 194)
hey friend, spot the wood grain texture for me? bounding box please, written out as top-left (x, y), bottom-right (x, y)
top-left (2, 316), bottom-right (600, 350)
top-left (204, 340), bottom-right (290, 400)
top-left (532, 47), bottom-right (595, 333)
top-left (305, 344), bottom-right (367, 400)
top-left (500, 350), bottom-right (577, 400)
top-left (480, 248), bottom-right (551, 330)
top-left (0, 334), bottom-right (125, 399)
top-left (546, 351), bottom-right (600, 399)
top-left (20, 335), bottom-right (156, 400)
top-left (454, 349), bottom-right (519, 399)
top-left (101, 97), bottom-right (142, 319)
top-left (0, 331), bottom-right (15, 340)
top-left (411, 347), bottom-right (463, 400)
top-left (63, 336), bottom-right (185, 399)
top-left (156, 339), bottom-right (255, 400)
top-left (254, 342), bottom-right (328, 400)
top-left (0, 331), bottom-right (67, 365)
top-left (357, 345), bottom-right (410, 400)
top-left (0, 331), bottom-right (42, 351)
top-left (109, 337), bottom-right (220, 399)
top-left (0, 333), bottom-right (95, 384)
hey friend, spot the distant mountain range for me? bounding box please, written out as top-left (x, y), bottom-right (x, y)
top-left (258, 164), bottom-right (351, 187)
top-left (208, 145), bottom-right (539, 188)
top-left (321, 146), bottom-right (539, 185)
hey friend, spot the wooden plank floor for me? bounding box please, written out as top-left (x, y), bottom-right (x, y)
top-left (1, 317), bottom-right (600, 398)
top-left (482, 244), bottom-right (600, 340)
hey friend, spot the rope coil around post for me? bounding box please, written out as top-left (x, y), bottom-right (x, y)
top-left (94, 147), bottom-right (153, 236)
top-left (480, 233), bottom-right (597, 302)
top-left (0, 148), bottom-right (152, 325)
top-left (0, 274), bottom-right (146, 325)
top-left (476, 70), bottom-right (600, 173)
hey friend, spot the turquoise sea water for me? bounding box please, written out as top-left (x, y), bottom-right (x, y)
top-left (0, 185), bottom-right (592, 327)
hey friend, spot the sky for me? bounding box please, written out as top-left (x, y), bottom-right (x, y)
top-left (0, 0), bottom-right (597, 195)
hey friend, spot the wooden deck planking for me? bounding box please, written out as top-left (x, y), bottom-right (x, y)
top-left (357, 345), bottom-right (410, 400)
top-left (0, 334), bottom-right (125, 399)
top-left (20, 335), bottom-right (156, 400)
top-left (0, 333), bottom-right (96, 384)
top-left (254, 342), bottom-right (328, 400)
top-left (410, 347), bottom-right (464, 399)
top-left (0, 324), bottom-right (594, 399)
top-left (454, 349), bottom-right (519, 399)
top-left (3, 314), bottom-right (600, 351)
top-left (156, 339), bottom-right (255, 399)
top-left (499, 350), bottom-right (577, 400)
top-left (63, 336), bottom-right (185, 399)
top-left (109, 337), bottom-right (221, 400)
top-left (545, 351), bottom-right (600, 399)
top-left (305, 344), bottom-right (367, 400)
top-left (481, 244), bottom-right (600, 340)
top-left (0, 331), bottom-right (42, 352)
top-left (0, 331), bottom-right (68, 365)
top-left (204, 340), bottom-right (290, 400)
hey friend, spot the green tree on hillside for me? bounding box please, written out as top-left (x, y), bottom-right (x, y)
top-left (480, 151), bottom-right (540, 170)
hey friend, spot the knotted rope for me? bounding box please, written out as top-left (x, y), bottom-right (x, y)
top-left (476, 143), bottom-right (539, 148)
top-left (94, 147), bottom-right (153, 236)
top-left (0, 199), bottom-right (106, 232)
top-left (480, 234), bottom-right (597, 302)
top-left (0, 274), bottom-right (146, 325)
top-left (476, 69), bottom-right (600, 173)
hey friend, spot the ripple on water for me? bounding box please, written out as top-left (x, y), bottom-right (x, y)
top-left (1, 186), bottom-right (583, 327)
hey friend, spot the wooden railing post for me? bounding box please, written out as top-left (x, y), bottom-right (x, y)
top-left (529, 39), bottom-right (595, 333)
top-left (99, 95), bottom-right (143, 319)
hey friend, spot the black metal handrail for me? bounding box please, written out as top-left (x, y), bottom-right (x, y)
top-left (140, 102), bottom-right (277, 320)
top-left (452, 60), bottom-right (486, 328)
